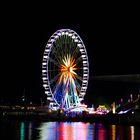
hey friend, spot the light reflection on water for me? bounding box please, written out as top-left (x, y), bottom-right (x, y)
top-left (130, 126), bottom-right (134, 140)
top-left (38, 122), bottom-right (93, 140)
top-left (20, 122), bottom-right (25, 140)
top-left (37, 122), bottom-right (140, 140)
top-left (0, 120), bottom-right (140, 140)
top-left (111, 125), bottom-right (116, 140)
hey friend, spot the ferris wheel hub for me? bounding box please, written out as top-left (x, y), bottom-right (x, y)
top-left (68, 67), bottom-right (72, 73)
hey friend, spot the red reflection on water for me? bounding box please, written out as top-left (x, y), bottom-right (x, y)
top-left (58, 123), bottom-right (73, 140)
top-left (58, 122), bottom-right (88, 140)
top-left (96, 123), bottom-right (107, 140)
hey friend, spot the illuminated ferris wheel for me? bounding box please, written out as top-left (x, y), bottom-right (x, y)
top-left (42, 29), bottom-right (89, 111)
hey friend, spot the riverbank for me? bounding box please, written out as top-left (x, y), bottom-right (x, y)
top-left (1, 110), bottom-right (140, 126)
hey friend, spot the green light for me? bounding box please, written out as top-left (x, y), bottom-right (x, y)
top-left (20, 122), bottom-right (25, 140)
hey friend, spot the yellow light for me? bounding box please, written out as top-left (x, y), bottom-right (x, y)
top-left (59, 55), bottom-right (78, 84)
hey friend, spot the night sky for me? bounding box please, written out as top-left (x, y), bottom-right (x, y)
top-left (1, 3), bottom-right (140, 106)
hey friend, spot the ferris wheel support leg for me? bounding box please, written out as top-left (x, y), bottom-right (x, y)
top-left (65, 93), bottom-right (68, 109)
top-left (72, 78), bottom-right (80, 107)
top-left (75, 95), bottom-right (80, 106)
top-left (66, 93), bottom-right (71, 109)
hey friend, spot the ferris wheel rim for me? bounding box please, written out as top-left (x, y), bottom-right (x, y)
top-left (42, 29), bottom-right (89, 110)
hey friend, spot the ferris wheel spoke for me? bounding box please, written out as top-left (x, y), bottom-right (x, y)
top-left (53, 84), bottom-right (60, 96)
top-left (51, 51), bottom-right (62, 65)
top-left (74, 79), bottom-right (81, 93)
top-left (70, 78), bottom-right (79, 95)
top-left (48, 69), bottom-right (59, 72)
top-left (75, 74), bottom-right (83, 81)
top-left (49, 58), bottom-right (61, 67)
top-left (51, 43), bottom-right (64, 65)
top-left (50, 72), bottom-right (62, 84)
top-left (68, 40), bottom-right (76, 55)
top-left (56, 38), bottom-right (65, 56)
top-left (71, 45), bottom-right (79, 58)
top-left (75, 56), bottom-right (82, 65)
top-left (78, 67), bottom-right (84, 69)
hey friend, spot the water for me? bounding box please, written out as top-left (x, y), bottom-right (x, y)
top-left (0, 119), bottom-right (140, 140)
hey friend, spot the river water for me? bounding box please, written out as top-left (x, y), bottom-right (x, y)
top-left (0, 119), bottom-right (140, 140)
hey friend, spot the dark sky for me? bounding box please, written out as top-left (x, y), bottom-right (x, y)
top-left (1, 3), bottom-right (140, 105)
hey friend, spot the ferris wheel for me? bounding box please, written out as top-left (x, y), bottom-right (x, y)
top-left (42, 29), bottom-right (89, 111)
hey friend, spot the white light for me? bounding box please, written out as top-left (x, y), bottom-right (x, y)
top-left (55, 35), bottom-right (59, 39)
top-left (68, 33), bottom-right (72, 36)
top-left (45, 49), bottom-right (50, 52)
top-left (83, 80), bottom-right (87, 83)
top-left (81, 55), bottom-right (86, 58)
top-left (82, 87), bottom-right (87, 89)
top-left (79, 98), bottom-right (83, 100)
top-left (80, 92), bottom-right (85, 95)
top-left (74, 39), bottom-right (79, 42)
top-left (43, 84), bottom-right (47, 87)
top-left (47, 97), bottom-right (53, 100)
top-left (83, 74), bottom-right (88, 76)
top-left (72, 35), bottom-right (76, 39)
top-left (42, 72), bottom-right (47, 75)
top-left (58, 32), bottom-right (62, 36)
top-left (80, 49), bottom-right (84, 52)
top-left (77, 44), bottom-right (82, 48)
top-left (45, 91), bottom-right (50, 94)
top-left (83, 67), bottom-right (88, 70)
top-left (42, 77), bottom-right (47, 80)
top-left (50, 102), bottom-right (53, 105)
top-left (42, 62), bottom-right (47, 65)
top-left (62, 32), bottom-right (65, 35)
top-left (42, 70), bottom-right (47, 73)
top-left (43, 55), bottom-right (48, 59)
top-left (47, 44), bottom-right (51, 47)
top-left (50, 39), bottom-right (55, 42)
top-left (82, 84), bottom-right (87, 86)
top-left (118, 111), bottom-right (124, 114)
top-left (69, 67), bottom-right (73, 72)
top-left (83, 61), bottom-right (87, 63)
top-left (65, 32), bottom-right (68, 35)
